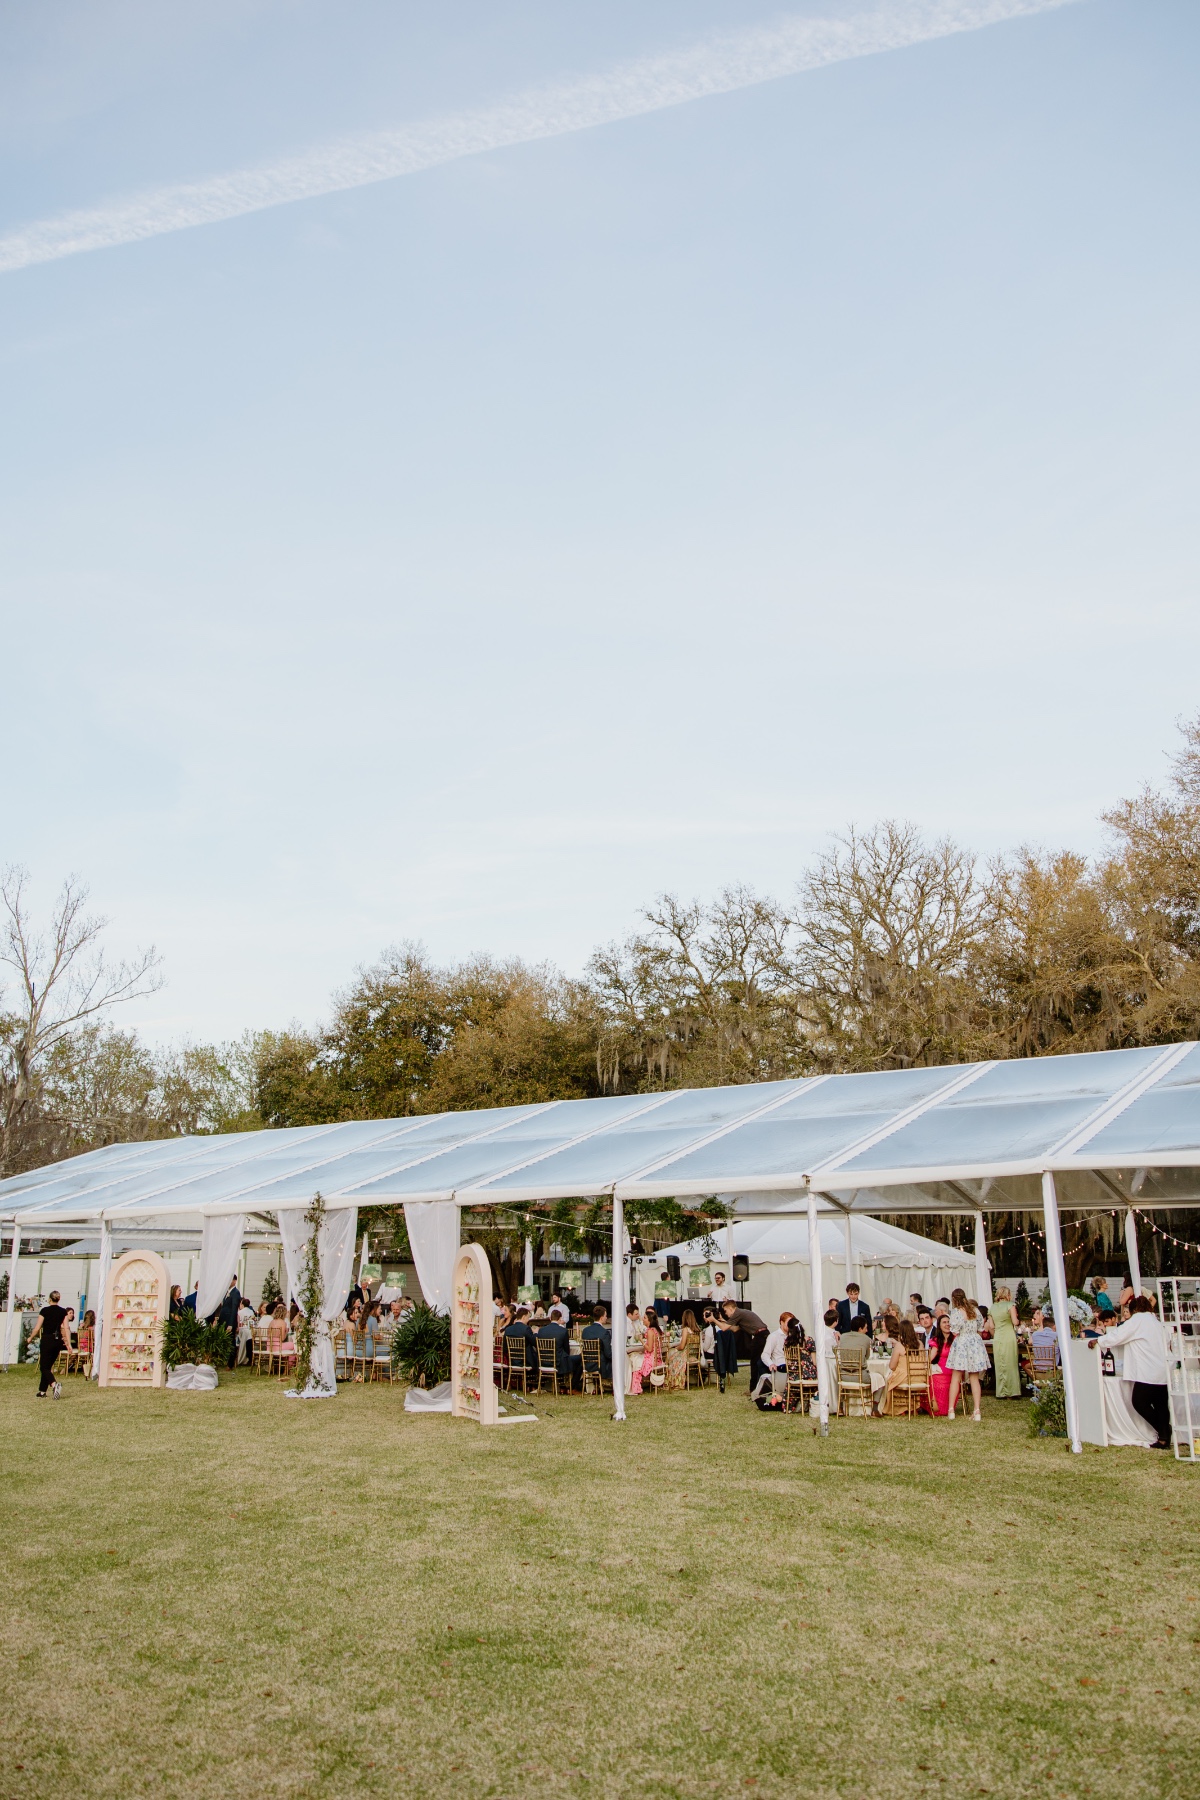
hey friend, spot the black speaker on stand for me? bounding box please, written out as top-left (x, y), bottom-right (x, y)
top-left (732, 1253), bottom-right (749, 1299)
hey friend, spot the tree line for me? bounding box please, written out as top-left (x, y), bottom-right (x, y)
top-left (3, 714), bottom-right (1198, 1283)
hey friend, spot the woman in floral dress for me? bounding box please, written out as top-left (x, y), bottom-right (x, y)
top-left (630, 1307), bottom-right (665, 1394)
top-left (666, 1309), bottom-right (701, 1390)
top-left (946, 1286), bottom-right (990, 1420)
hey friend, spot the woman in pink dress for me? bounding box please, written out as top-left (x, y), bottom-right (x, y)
top-left (928, 1315), bottom-right (955, 1417)
top-left (630, 1307), bottom-right (665, 1394)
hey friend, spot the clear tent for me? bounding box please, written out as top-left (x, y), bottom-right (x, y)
top-left (4, 1042), bottom-right (1198, 1445)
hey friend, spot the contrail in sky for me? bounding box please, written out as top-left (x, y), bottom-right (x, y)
top-left (0, 0), bottom-right (1082, 274)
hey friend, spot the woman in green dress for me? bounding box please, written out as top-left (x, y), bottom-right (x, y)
top-left (990, 1285), bottom-right (1022, 1397)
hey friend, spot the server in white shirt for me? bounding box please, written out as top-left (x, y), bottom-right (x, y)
top-left (1089, 1296), bottom-right (1171, 1446)
top-left (751, 1312), bottom-right (795, 1398)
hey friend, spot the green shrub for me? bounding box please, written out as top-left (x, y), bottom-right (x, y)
top-left (160, 1312), bottom-right (233, 1370)
top-left (391, 1303), bottom-right (451, 1387)
top-left (1028, 1371), bottom-right (1067, 1438)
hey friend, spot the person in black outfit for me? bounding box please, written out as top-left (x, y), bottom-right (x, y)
top-left (580, 1303), bottom-right (613, 1381)
top-left (29, 1291), bottom-right (70, 1398)
top-left (169, 1285), bottom-right (184, 1317)
top-left (720, 1300), bottom-right (771, 1392)
top-left (217, 1277), bottom-right (241, 1366)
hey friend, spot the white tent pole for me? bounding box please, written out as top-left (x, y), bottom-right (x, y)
top-left (3, 1223), bottom-right (20, 1369)
top-left (1124, 1208), bottom-right (1142, 1296)
top-left (973, 1211), bottom-right (993, 1307)
top-left (843, 1213), bottom-right (856, 1289)
top-left (524, 1236), bottom-right (534, 1287)
top-left (91, 1218), bottom-right (113, 1381)
top-left (807, 1191), bottom-right (830, 1436)
top-left (611, 1196), bottom-right (627, 1422)
top-left (1041, 1171), bottom-right (1081, 1455)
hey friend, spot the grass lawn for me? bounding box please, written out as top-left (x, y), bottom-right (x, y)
top-left (2, 1361), bottom-right (1198, 1800)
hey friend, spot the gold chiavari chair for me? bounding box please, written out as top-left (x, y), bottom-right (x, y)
top-left (579, 1336), bottom-right (611, 1396)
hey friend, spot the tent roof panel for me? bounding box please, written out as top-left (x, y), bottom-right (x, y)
top-left (2, 1043), bottom-right (1196, 1221)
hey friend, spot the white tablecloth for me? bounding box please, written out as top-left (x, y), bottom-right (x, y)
top-left (1101, 1350), bottom-right (1157, 1447)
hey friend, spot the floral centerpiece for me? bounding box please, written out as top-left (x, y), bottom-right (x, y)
top-left (1044, 1295), bottom-right (1094, 1339)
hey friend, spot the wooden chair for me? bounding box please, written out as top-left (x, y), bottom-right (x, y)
top-left (265, 1322), bottom-right (288, 1376)
top-left (1030, 1338), bottom-right (1059, 1381)
top-left (351, 1329), bottom-right (371, 1382)
top-left (370, 1331), bottom-right (393, 1383)
top-left (640, 1346), bottom-right (667, 1395)
top-left (66, 1329), bottom-right (93, 1375)
top-left (535, 1336), bottom-right (562, 1397)
top-left (579, 1336), bottom-right (611, 1396)
top-left (503, 1334), bottom-right (534, 1395)
top-left (251, 1327), bottom-right (270, 1375)
top-left (882, 1351), bottom-right (931, 1418)
top-left (784, 1344), bottom-right (816, 1414)
top-left (836, 1352), bottom-right (875, 1418)
top-left (680, 1338), bottom-right (707, 1390)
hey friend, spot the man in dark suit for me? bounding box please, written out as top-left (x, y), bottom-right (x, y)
top-left (536, 1315), bottom-right (582, 1391)
top-left (836, 1284), bottom-right (872, 1337)
top-left (218, 1276), bottom-right (241, 1367)
top-left (580, 1303), bottom-right (613, 1382)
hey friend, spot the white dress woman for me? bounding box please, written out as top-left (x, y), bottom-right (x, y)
top-left (946, 1286), bottom-right (990, 1421)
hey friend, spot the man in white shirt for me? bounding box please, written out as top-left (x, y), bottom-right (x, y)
top-left (751, 1311), bottom-right (795, 1399)
top-left (548, 1292), bottom-right (570, 1326)
top-left (709, 1270), bottom-right (731, 1307)
top-left (1089, 1296), bottom-right (1171, 1446)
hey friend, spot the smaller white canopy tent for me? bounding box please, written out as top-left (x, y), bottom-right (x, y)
top-left (635, 1215), bottom-right (976, 1324)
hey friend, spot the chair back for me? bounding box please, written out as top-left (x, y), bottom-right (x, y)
top-left (536, 1336), bottom-right (559, 1371)
top-left (267, 1321), bottom-right (287, 1350)
top-left (1031, 1338), bottom-right (1058, 1376)
top-left (580, 1337), bottom-right (604, 1375)
top-left (505, 1334), bottom-right (530, 1373)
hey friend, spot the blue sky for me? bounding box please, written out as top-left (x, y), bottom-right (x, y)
top-left (1, 0), bottom-right (1196, 1044)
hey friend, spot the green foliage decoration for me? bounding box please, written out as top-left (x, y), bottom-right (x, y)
top-left (160, 1311), bottom-right (232, 1370)
top-left (1028, 1372), bottom-right (1067, 1439)
top-left (292, 1191), bottom-right (326, 1392)
top-left (259, 1266), bottom-right (283, 1311)
top-left (391, 1302), bottom-right (451, 1388)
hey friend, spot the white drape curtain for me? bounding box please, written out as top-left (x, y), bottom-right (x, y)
top-left (404, 1202), bottom-right (460, 1312)
top-left (90, 1221), bottom-right (113, 1380)
top-left (973, 1212), bottom-right (993, 1308)
top-left (278, 1203), bottom-right (358, 1396)
top-left (195, 1214), bottom-right (247, 1320)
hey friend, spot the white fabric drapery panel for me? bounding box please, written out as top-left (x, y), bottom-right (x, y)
top-left (278, 1204), bottom-right (358, 1396)
top-left (195, 1213), bottom-right (247, 1320)
top-left (90, 1221), bottom-right (113, 1380)
top-left (404, 1201), bottom-right (460, 1312)
top-left (973, 1211), bottom-right (993, 1307)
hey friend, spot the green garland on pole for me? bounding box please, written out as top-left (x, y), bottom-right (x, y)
top-left (292, 1191), bottom-right (326, 1392)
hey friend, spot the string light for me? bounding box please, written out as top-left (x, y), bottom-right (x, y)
top-left (1131, 1206), bottom-right (1200, 1257)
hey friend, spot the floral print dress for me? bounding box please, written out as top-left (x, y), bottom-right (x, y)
top-left (947, 1306), bottom-right (990, 1374)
